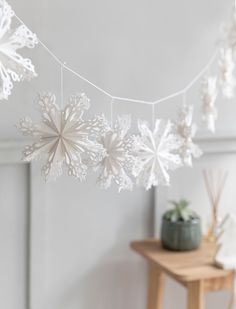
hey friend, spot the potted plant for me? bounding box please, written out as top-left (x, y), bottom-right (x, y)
top-left (161, 199), bottom-right (202, 251)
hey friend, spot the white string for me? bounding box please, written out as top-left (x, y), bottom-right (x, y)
top-left (63, 64), bottom-right (113, 99)
top-left (112, 96), bottom-right (152, 105)
top-left (182, 50), bottom-right (218, 93)
top-left (153, 50), bottom-right (218, 105)
top-left (14, 13), bottom-right (218, 107)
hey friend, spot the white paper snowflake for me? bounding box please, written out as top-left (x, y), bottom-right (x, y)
top-left (201, 76), bottom-right (218, 133)
top-left (219, 48), bottom-right (236, 99)
top-left (0, 0), bottom-right (38, 100)
top-left (176, 104), bottom-right (202, 166)
top-left (17, 93), bottom-right (106, 181)
top-left (132, 119), bottom-right (182, 190)
top-left (94, 115), bottom-right (135, 192)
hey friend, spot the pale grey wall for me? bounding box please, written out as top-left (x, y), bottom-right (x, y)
top-left (45, 178), bottom-right (153, 309)
top-left (0, 164), bottom-right (29, 309)
top-left (0, 0), bottom-right (235, 309)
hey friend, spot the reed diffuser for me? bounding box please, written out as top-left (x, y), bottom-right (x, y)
top-left (203, 169), bottom-right (228, 242)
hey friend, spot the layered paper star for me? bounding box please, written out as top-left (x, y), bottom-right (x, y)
top-left (176, 104), bottom-right (202, 166)
top-left (201, 76), bottom-right (218, 132)
top-left (0, 0), bottom-right (38, 100)
top-left (94, 115), bottom-right (135, 192)
top-left (132, 119), bottom-right (182, 190)
top-left (17, 93), bottom-right (106, 180)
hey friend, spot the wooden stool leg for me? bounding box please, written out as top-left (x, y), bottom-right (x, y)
top-left (187, 281), bottom-right (204, 309)
top-left (147, 263), bottom-right (165, 309)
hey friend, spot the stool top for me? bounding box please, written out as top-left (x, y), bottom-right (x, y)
top-left (131, 240), bottom-right (232, 282)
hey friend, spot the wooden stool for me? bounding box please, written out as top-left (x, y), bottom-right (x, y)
top-left (131, 240), bottom-right (234, 309)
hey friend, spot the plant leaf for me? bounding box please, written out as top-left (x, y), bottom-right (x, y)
top-left (168, 200), bottom-right (179, 208)
top-left (170, 211), bottom-right (178, 222)
top-left (180, 209), bottom-right (190, 221)
top-left (179, 199), bottom-right (190, 209)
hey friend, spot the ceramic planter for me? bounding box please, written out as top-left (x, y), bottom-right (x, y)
top-left (161, 217), bottom-right (202, 251)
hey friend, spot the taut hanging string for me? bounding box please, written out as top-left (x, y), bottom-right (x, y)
top-left (13, 13), bottom-right (218, 107)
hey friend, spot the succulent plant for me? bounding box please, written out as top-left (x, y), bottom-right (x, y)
top-left (163, 199), bottom-right (199, 222)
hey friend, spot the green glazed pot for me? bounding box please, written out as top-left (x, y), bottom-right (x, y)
top-left (161, 217), bottom-right (202, 251)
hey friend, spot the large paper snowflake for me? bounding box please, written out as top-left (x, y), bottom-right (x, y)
top-left (176, 104), bottom-right (202, 166)
top-left (0, 0), bottom-right (38, 100)
top-left (94, 115), bottom-right (135, 192)
top-left (132, 119), bottom-right (182, 190)
top-left (201, 76), bottom-right (218, 133)
top-left (219, 48), bottom-right (236, 99)
top-left (17, 93), bottom-right (106, 181)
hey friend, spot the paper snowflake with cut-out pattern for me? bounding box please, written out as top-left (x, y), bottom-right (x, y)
top-left (94, 115), bottom-right (135, 192)
top-left (201, 76), bottom-right (218, 133)
top-left (132, 119), bottom-right (182, 190)
top-left (17, 93), bottom-right (106, 181)
top-left (176, 104), bottom-right (202, 166)
top-left (0, 0), bottom-right (38, 100)
top-left (219, 48), bottom-right (236, 99)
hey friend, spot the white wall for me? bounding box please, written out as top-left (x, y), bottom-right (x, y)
top-left (45, 178), bottom-right (153, 309)
top-left (1, 0), bottom-right (236, 308)
top-left (0, 164), bottom-right (29, 309)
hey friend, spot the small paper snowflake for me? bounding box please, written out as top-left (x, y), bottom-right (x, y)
top-left (17, 93), bottom-right (106, 181)
top-left (201, 76), bottom-right (218, 133)
top-left (176, 104), bottom-right (202, 166)
top-left (0, 0), bottom-right (38, 100)
top-left (219, 48), bottom-right (236, 99)
top-left (132, 119), bottom-right (182, 190)
top-left (94, 115), bottom-right (135, 192)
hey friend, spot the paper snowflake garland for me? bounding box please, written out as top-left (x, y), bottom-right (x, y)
top-left (0, 0), bottom-right (38, 100)
top-left (219, 48), bottom-right (236, 99)
top-left (176, 104), bottom-right (202, 166)
top-left (201, 76), bottom-right (218, 133)
top-left (17, 93), bottom-right (106, 181)
top-left (94, 115), bottom-right (135, 192)
top-left (132, 119), bottom-right (182, 190)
